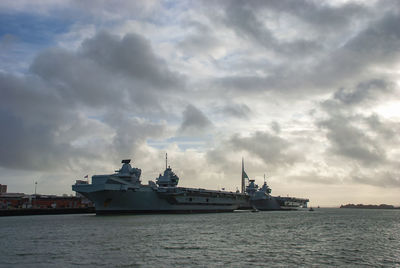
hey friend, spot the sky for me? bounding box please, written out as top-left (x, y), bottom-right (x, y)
top-left (0, 0), bottom-right (399, 207)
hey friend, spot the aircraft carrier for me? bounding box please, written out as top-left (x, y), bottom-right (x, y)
top-left (72, 156), bottom-right (248, 214)
top-left (241, 159), bottom-right (309, 210)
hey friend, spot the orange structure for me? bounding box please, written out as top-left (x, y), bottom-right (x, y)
top-left (0, 193), bottom-right (92, 210)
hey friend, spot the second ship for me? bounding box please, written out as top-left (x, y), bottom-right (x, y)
top-left (241, 159), bottom-right (309, 210)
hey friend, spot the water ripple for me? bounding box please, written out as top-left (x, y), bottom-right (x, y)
top-left (0, 209), bottom-right (400, 267)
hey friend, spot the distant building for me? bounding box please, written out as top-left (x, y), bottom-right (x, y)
top-left (0, 181), bottom-right (93, 210)
top-left (0, 184), bottom-right (7, 193)
top-left (0, 193), bottom-right (26, 209)
top-left (0, 193), bottom-right (93, 210)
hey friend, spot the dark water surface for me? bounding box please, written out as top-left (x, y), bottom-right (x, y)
top-left (1, 208), bottom-right (399, 267)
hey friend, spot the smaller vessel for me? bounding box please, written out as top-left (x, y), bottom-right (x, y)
top-left (251, 208), bottom-right (259, 213)
top-left (309, 207), bottom-right (314, 211)
top-left (242, 160), bottom-right (309, 210)
top-left (246, 175), bottom-right (282, 210)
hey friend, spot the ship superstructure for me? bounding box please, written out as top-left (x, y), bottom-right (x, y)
top-left (72, 157), bottom-right (248, 214)
top-left (242, 160), bottom-right (309, 210)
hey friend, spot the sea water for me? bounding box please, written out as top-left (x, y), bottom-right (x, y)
top-left (0, 208), bottom-right (399, 267)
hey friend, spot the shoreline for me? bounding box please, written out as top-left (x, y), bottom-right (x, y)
top-left (340, 204), bottom-right (399, 209)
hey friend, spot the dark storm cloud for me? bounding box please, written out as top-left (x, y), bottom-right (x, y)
top-left (103, 111), bottom-right (167, 158)
top-left (209, 0), bottom-right (377, 61)
top-left (316, 78), bottom-right (400, 169)
top-left (318, 114), bottom-right (386, 165)
top-left (216, 0), bottom-right (373, 42)
top-left (219, 0), bottom-right (322, 56)
top-left (199, 1), bottom-right (400, 100)
top-left (205, 128), bottom-right (305, 176)
top-left (221, 2), bottom-right (273, 46)
top-left (364, 114), bottom-right (399, 141)
top-left (320, 78), bottom-right (396, 119)
top-left (31, 47), bottom-right (119, 107)
top-left (313, 76), bottom-right (400, 188)
top-left (310, 12), bottom-right (400, 88)
top-left (318, 78), bottom-right (396, 125)
top-left (0, 73), bottom-right (90, 171)
top-left (333, 79), bottom-right (391, 105)
top-left (230, 131), bottom-right (303, 167)
top-left (81, 31), bottom-right (183, 89)
top-left (178, 104), bottom-right (213, 135)
top-left (31, 31), bottom-right (184, 110)
top-left (0, 30), bottom-right (183, 171)
top-left (252, 0), bottom-right (376, 34)
top-left (344, 12), bottom-right (400, 58)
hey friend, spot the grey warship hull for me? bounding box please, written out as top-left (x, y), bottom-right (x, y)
top-left (250, 196), bottom-right (309, 211)
top-left (250, 197), bottom-right (281, 210)
top-left (77, 187), bottom-right (246, 214)
top-left (73, 159), bottom-right (248, 214)
top-left (241, 159), bottom-right (309, 211)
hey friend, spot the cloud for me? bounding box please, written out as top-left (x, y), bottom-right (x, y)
top-left (286, 173), bottom-right (340, 185)
top-left (216, 102), bottom-right (251, 119)
top-left (318, 114), bottom-right (387, 165)
top-left (0, 30), bottom-right (184, 172)
top-left (333, 79), bottom-right (391, 105)
top-left (103, 111), bottom-right (167, 158)
top-left (177, 21), bottom-right (221, 56)
top-left (192, 1), bottom-right (400, 103)
top-left (230, 130), bottom-right (304, 167)
top-left (219, 1), bottom-right (323, 56)
top-left (0, 73), bottom-right (91, 171)
top-left (178, 104), bottom-right (213, 135)
top-left (352, 170), bottom-right (400, 188)
top-left (31, 47), bottom-right (119, 107)
top-left (364, 114), bottom-right (399, 141)
top-left (210, 0), bottom-right (374, 61)
top-left (309, 11), bottom-right (400, 88)
top-left (315, 81), bottom-right (400, 187)
top-left (270, 121), bottom-right (280, 134)
top-left (30, 31), bottom-right (185, 112)
top-left (80, 31), bottom-right (183, 89)
top-left (204, 126), bottom-right (316, 186)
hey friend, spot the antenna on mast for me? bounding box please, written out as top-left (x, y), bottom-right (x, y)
top-left (165, 153), bottom-right (168, 169)
top-left (264, 174), bottom-right (266, 183)
top-left (241, 157), bottom-right (245, 194)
